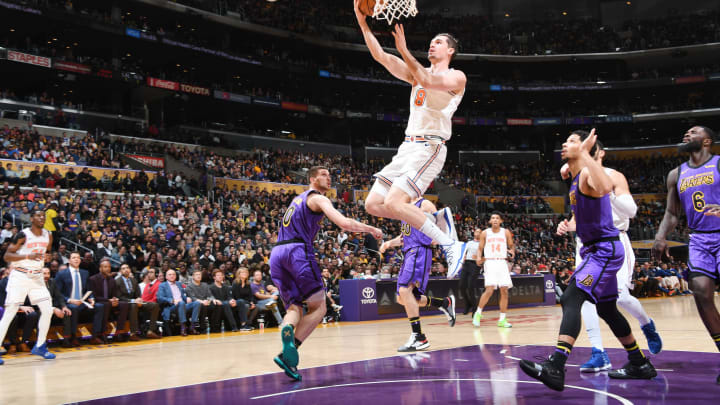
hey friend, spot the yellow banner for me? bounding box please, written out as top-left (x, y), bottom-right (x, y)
top-left (631, 240), bottom-right (686, 249)
top-left (634, 193), bottom-right (667, 203)
top-left (215, 177), bottom-right (337, 199)
top-left (353, 189), bottom-right (439, 204)
top-left (477, 195), bottom-right (565, 213)
top-left (1, 159), bottom-right (157, 181)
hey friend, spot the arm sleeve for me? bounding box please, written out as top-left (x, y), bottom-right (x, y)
top-left (612, 193), bottom-right (637, 219)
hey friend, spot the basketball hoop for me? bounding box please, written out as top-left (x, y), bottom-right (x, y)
top-left (373, 0), bottom-right (418, 25)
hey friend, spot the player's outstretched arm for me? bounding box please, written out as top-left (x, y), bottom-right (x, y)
top-left (475, 230), bottom-right (487, 266)
top-left (653, 168), bottom-right (681, 261)
top-left (391, 24), bottom-right (466, 92)
top-left (354, 0), bottom-right (413, 84)
top-left (309, 194), bottom-right (383, 239)
top-left (609, 169), bottom-right (638, 219)
top-left (557, 216), bottom-right (576, 235)
top-left (380, 235), bottom-right (403, 253)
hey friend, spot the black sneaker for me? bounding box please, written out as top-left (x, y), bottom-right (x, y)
top-left (608, 359), bottom-right (657, 380)
top-left (519, 357), bottom-right (566, 391)
top-left (438, 295), bottom-right (456, 327)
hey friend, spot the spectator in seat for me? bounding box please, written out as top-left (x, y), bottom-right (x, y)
top-left (185, 269), bottom-right (217, 333)
top-left (54, 252), bottom-right (105, 345)
top-left (251, 269), bottom-right (283, 326)
top-left (130, 264), bottom-right (161, 339)
top-left (232, 267), bottom-right (257, 331)
top-left (157, 269), bottom-right (193, 336)
top-left (632, 264), bottom-right (649, 298)
top-left (43, 267), bottom-right (74, 346)
top-left (89, 258), bottom-right (130, 342)
top-left (208, 269), bottom-right (239, 332)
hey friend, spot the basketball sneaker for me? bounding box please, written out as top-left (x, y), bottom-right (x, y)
top-left (30, 343), bottom-right (56, 360)
top-left (472, 311), bottom-right (482, 327)
top-left (438, 295), bottom-right (456, 327)
top-left (397, 333), bottom-right (430, 352)
top-left (497, 319), bottom-right (512, 328)
top-left (273, 352), bottom-right (302, 381)
top-left (640, 319), bottom-right (663, 354)
top-left (608, 359), bottom-right (657, 380)
top-left (280, 325), bottom-right (298, 367)
top-left (519, 357), bottom-right (566, 391)
top-left (444, 241), bottom-right (467, 279)
top-left (436, 207), bottom-right (458, 241)
top-left (579, 348), bottom-right (611, 373)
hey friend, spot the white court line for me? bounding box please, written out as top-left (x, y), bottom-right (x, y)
top-left (500, 349), bottom-right (507, 354)
top-left (506, 355), bottom-right (522, 361)
top-left (454, 359), bottom-right (470, 362)
top-left (250, 378), bottom-right (634, 404)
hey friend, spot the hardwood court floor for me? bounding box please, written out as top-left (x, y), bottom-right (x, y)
top-left (1, 295), bottom-right (718, 404)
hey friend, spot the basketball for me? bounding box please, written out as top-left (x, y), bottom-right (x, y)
top-left (359, 0), bottom-right (376, 16)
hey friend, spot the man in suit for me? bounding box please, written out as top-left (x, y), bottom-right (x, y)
top-left (157, 269), bottom-right (195, 336)
top-left (115, 264), bottom-right (160, 339)
top-left (89, 258), bottom-right (130, 342)
top-left (54, 252), bottom-right (105, 345)
top-left (43, 267), bottom-right (74, 348)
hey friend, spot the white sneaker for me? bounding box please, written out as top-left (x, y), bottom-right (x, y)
top-left (332, 304), bottom-right (343, 312)
top-left (435, 207), bottom-right (458, 241)
top-left (444, 241), bottom-right (468, 279)
top-left (397, 333), bottom-right (430, 352)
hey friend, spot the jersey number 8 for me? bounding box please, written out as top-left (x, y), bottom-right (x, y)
top-left (414, 89), bottom-right (426, 107)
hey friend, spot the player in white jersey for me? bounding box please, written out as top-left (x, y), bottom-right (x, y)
top-left (473, 212), bottom-right (515, 328)
top-left (0, 210), bottom-right (56, 364)
top-left (558, 142), bottom-right (662, 372)
top-left (354, 0), bottom-right (468, 278)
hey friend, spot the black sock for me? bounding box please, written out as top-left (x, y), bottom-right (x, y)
top-left (712, 333), bottom-right (720, 352)
top-left (294, 337), bottom-right (303, 348)
top-left (410, 316), bottom-right (422, 335)
top-left (428, 297), bottom-right (445, 308)
top-left (551, 341), bottom-right (572, 367)
top-left (623, 341), bottom-right (646, 365)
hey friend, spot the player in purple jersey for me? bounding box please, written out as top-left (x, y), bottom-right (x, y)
top-left (653, 125), bottom-right (720, 384)
top-left (520, 129), bottom-right (656, 391)
top-left (270, 166), bottom-right (383, 381)
top-left (379, 198), bottom-right (456, 352)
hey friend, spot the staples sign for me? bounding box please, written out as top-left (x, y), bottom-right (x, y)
top-left (147, 77), bottom-right (180, 91)
top-left (7, 51), bottom-right (51, 68)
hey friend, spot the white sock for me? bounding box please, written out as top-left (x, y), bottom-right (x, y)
top-left (581, 300), bottom-right (604, 351)
top-left (36, 300), bottom-right (54, 347)
top-left (419, 218), bottom-right (453, 246)
top-left (499, 313), bottom-right (506, 321)
top-left (618, 289), bottom-right (651, 326)
top-left (476, 307), bottom-right (482, 315)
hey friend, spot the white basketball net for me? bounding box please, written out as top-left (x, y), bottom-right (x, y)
top-left (373, 0), bottom-right (418, 25)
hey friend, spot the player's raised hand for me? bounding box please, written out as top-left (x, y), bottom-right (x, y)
top-left (560, 163), bottom-right (571, 180)
top-left (557, 219), bottom-right (570, 235)
top-left (369, 226), bottom-right (383, 240)
top-left (379, 241), bottom-right (389, 254)
top-left (392, 23), bottom-right (408, 52)
top-left (353, 0), bottom-right (366, 22)
top-left (580, 128), bottom-right (598, 156)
